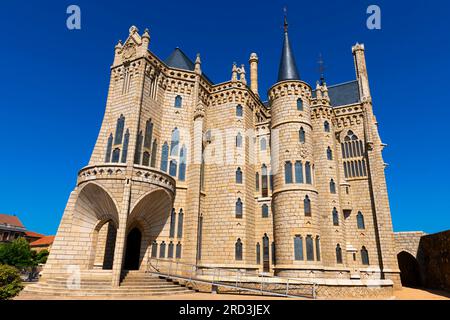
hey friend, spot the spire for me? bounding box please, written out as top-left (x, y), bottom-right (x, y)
top-left (277, 8), bottom-right (300, 82)
top-left (318, 53), bottom-right (326, 85)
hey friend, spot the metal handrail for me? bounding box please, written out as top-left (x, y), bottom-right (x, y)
top-left (147, 257), bottom-right (317, 299)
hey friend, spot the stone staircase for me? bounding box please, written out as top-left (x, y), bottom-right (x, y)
top-left (19, 271), bottom-right (193, 298)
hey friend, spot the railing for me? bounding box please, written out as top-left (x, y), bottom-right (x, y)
top-left (147, 258), bottom-right (317, 299)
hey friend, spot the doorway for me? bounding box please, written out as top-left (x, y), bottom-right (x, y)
top-left (123, 227), bottom-right (142, 270)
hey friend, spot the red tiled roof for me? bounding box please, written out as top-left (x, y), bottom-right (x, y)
top-left (0, 213), bottom-right (24, 228)
top-left (30, 235), bottom-right (55, 247)
top-left (25, 230), bottom-right (45, 238)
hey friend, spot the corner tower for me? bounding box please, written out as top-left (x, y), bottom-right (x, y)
top-left (269, 19), bottom-right (320, 277)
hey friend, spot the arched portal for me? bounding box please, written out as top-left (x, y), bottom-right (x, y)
top-left (92, 220), bottom-right (117, 270)
top-left (397, 251), bottom-right (422, 287)
top-left (124, 228), bottom-right (142, 270)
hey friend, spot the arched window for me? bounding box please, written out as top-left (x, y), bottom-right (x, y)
top-left (121, 129), bottom-right (129, 163)
top-left (255, 172), bottom-right (260, 191)
top-left (179, 145), bottom-right (187, 181)
top-left (294, 235), bottom-right (303, 260)
top-left (151, 140), bottom-right (157, 167)
top-left (169, 208), bottom-right (176, 238)
top-left (144, 120), bottom-right (153, 149)
top-left (361, 246), bottom-right (370, 265)
top-left (105, 133), bottom-right (113, 162)
top-left (297, 98), bottom-right (303, 111)
top-left (327, 147), bottom-right (333, 160)
top-left (285, 161), bottom-right (293, 184)
top-left (315, 236), bottom-right (321, 261)
top-left (262, 204), bottom-right (269, 218)
top-left (134, 131), bottom-right (143, 165)
top-left (261, 164), bottom-right (268, 197)
top-left (256, 243), bottom-right (261, 264)
top-left (295, 161), bottom-right (304, 183)
top-left (332, 208), bottom-right (339, 226)
top-left (161, 142), bottom-right (169, 172)
top-left (324, 121), bottom-right (330, 132)
top-left (304, 195), bottom-right (311, 217)
top-left (176, 242), bottom-right (182, 259)
top-left (142, 151), bottom-right (150, 166)
top-left (236, 132), bottom-right (242, 147)
top-left (177, 209), bottom-right (184, 238)
top-left (305, 162), bottom-right (312, 184)
top-left (112, 148), bottom-right (121, 163)
top-left (260, 137), bottom-right (267, 151)
top-left (168, 241), bottom-right (174, 258)
top-left (235, 198), bottom-right (243, 218)
top-left (236, 167), bottom-right (243, 184)
top-left (357, 212), bottom-right (365, 229)
top-left (235, 239), bottom-right (243, 261)
top-left (306, 235), bottom-right (314, 261)
top-left (336, 244), bottom-right (343, 264)
top-left (236, 105), bottom-right (243, 117)
top-left (174, 95), bottom-right (182, 108)
top-left (170, 128), bottom-right (180, 156)
top-left (159, 241), bottom-right (166, 258)
top-left (114, 114), bottom-right (125, 145)
top-left (151, 241), bottom-right (158, 258)
top-left (169, 160), bottom-right (177, 177)
top-left (299, 127), bottom-right (306, 143)
top-left (330, 179), bottom-right (336, 194)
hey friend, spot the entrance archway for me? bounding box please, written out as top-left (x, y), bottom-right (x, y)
top-left (397, 251), bottom-right (422, 287)
top-left (124, 228), bottom-right (142, 270)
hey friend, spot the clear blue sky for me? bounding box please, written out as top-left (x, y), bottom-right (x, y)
top-left (0, 0), bottom-right (449, 235)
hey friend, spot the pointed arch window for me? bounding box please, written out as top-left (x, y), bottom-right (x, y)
top-left (168, 241), bottom-right (174, 258)
top-left (294, 235), bottom-right (303, 260)
top-left (179, 145), bottom-right (187, 181)
top-left (114, 115), bottom-right (125, 145)
top-left (161, 142), bottom-right (169, 172)
top-left (236, 104), bottom-right (243, 117)
top-left (285, 161), bottom-right (293, 184)
top-left (176, 242), bottom-right (182, 259)
top-left (315, 236), bottom-right (321, 261)
top-left (169, 208), bottom-right (176, 238)
top-left (324, 121), bottom-right (330, 132)
top-left (142, 151), bottom-right (150, 166)
top-left (297, 98), bottom-right (303, 111)
top-left (105, 134), bottom-right (113, 162)
top-left (306, 235), bottom-right (314, 261)
top-left (327, 147), bottom-right (333, 160)
top-left (159, 241), bottom-right (166, 258)
top-left (336, 244), bottom-right (343, 264)
top-left (330, 179), bottom-right (336, 194)
top-left (236, 132), bottom-right (243, 148)
top-left (169, 160), bottom-right (177, 177)
top-left (255, 172), bottom-right (260, 192)
top-left (262, 204), bottom-right (269, 218)
top-left (304, 195), bottom-right (311, 217)
top-left (177, 209), bottom-right (184, 238)
top-left (151, 241), bottom-right (158, 258)
top-left (235, 239), bottom-right (243, 261)
top-left (151, 140), bottom-right (157, 167)
top-left (134, 131), bottom-right (143, 164)
top-left (235, 198), bottom-right (243, 218)
top-left (332, 208), bottom-right (339, 226)
top-left (299, 127), bottom-right (306, 143)
top-left (305, 162), bottom-right (312, 184)
top-left (260, 137), bottom-right (267, 151)
top-left (170, 128), bottom-right (180, 156)
top-left (144, 120), bottom-right (153, 149)
top-left (236, 167), bottom-right (243, 184)
top-left (357, 211), bottom-right (365, 229)
top-left (174, 95), bottom-right (182, 108)
top-left (256, 243), bottom-right (261, 264)
top-left (112, 148), bottom-right (121, 163)
top-left (295, 161), bottom-right (304, 183)
top-left (261, 164), bottom-right (268, 197)
top-left (361, 246), bottom-right (370, 265)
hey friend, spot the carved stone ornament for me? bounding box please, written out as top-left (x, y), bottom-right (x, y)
top-left (122, 42), bottom-right (136, 60)
top-left (300, 145), bottom-right (308, 159)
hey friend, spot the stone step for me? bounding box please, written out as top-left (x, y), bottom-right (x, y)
top-left (24, 285), bottom-right (190, 294)
top-left (21, 289), bottom-right (192, 297)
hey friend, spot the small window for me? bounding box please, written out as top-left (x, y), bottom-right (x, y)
top-left (235, 198), bottom-right (243, 218)
top-left (324, 121), bottom-right (330, 132)
top-left (256, 243), bottom-right (261, 264)
top-left (336, 244), bottom-right (343, 264)
top-left (179, 145), bottom-right (187, 181)
top-left (327, 147), bottom-right (333, 160)
top-left (161, 142), bottom-right (169, 172)
top-left (262, 204), bottom-right (269, 218)
top-left (299, 127), bottom-right (306, 143)
top-left (295, 161), bottom-right (304, 183)
top-left (304, 195), bottom-right (311, 217)
top-left (105, 134), bottom-right (113, 162)
top-left (169, 160), bottom-right (177, 177)
top-left (169, 208), bottom-right (176, 238)
top-left (261, 165), bottom-right (268, 197)
top-left (114, 115), bottom-right (125, 145)
top-left (159, 241), bottom-right (166, 258)
top-left (305, 162), bottom-right (312, 184)
top-left (357, 212), bottom-right (365, 229)
top-left (255, 172), bottom-right (260, 191)
top-left (235, 239), bottom-right (243, 261)
top-left (297, 98), bottom-right (303, 111)
top-left (294, 235), bottom-right (303, 260)
top-left (121, 129), bottom-right (129, 163)
top-left (112, 148), bottom-right (120, 163)
top-left (315, 236), bottom-right (321, 261)
top-left (151, 241), bottom-right (158, 258)
top-left (236, 167), bottom-right (243, 184)
top-left (236, 105), bottom-right (243, 117)
top-left (168, 241), bottom-right (174, 258)
top-left (177, 209), bottom-right (184, 238)
top-left (176, 242), bottom-right (182, 259)
top-left (236, 132), bottom-right (242, 148)
top-left (285, 161), bottom-right (293, 184)
top-left (151, 140), bottom-right (157, 167)
top-left (361, 246), bottom-right (370, 265)
top-left (142, 151), bottom-right (150, 166)
top-left (170, 128), bottom-right (180, 156)
top-left (144, 120), bottom-right (153, 149)
top-left (332, 208), bottom-right (339, 226)
top-left (174, 95), bottom-right (182, 108)
top-left (260, 137), bottom-right (267, 151)
top-left (330, 179), bottom-right (336, 194)
top-left (306, 235), bottom-right (314, 261)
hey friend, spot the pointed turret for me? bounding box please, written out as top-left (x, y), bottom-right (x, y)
top-left (277, 15), bottom-right (300, 82)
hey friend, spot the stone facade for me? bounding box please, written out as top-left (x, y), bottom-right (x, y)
top-left (41, 24), bottom-right (401, 293)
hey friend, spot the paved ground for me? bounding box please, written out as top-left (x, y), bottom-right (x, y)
top-left (16, 287), bottom-right (450, 300)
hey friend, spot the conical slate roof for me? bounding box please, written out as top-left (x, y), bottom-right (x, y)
top-left (277, 26), bottom-right (300, 82)
top-left (165, 47), bottom-right (195, 71)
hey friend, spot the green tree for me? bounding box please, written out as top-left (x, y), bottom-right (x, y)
top-left (34, 249), bottom-right (49, 265)
top-left (0, 238), bottom-right (33, 267)
top-left (0, 264), bottom-right (23, 300)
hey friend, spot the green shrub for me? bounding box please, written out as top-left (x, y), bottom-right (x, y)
top-left (0, 264), bottom-right (24, 300)
top-left (0, 238), bottom-right (33, 267)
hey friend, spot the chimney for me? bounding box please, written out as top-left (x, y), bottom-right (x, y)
top-left (249, 53), bottom-right (259, 96)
